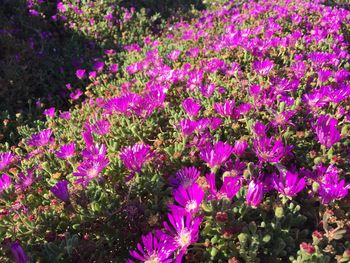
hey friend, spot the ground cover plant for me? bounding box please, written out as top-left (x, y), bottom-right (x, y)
top-left (1, 0), bottom-right (350, 262)
top-left (0, 0), bottom-right (204, 145)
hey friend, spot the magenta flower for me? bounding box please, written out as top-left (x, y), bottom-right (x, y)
top-left (57, 2), bottom-right (66, 12)
top-left (169, 167), bottom-right (200, 188)
top-left (272, 171), bottom-right (305, 197)
top-left (27, 129), bottom-right (54, 147)
top-left (50, 180), bottom-right (69, 202)
top-left (0, 174), bottom-right (11, 193)
top-left (314, 115), bottom-right (340, 148)
top-left (206, 173), bottom-right (241, 201)
top-left (89, 71), bottom-right (97, 78)
top-left (82, 125), bottom-right (94, 149)
top-left (91, 119), bottom-right (110, 136)
top-left (270, 110), bottom-right (296, 128)
top-left (253, 137), bottom-right (286, 163)
top-left (317, 165), bottom-right (349, 204)
top-left (0, 151), bottom-right (15, 171)
top-left (253, 121), bottom-right (267, 137)
top-left (199, 141), bottom-right (234, 169)
top-left (16, 169), bottom-right (35, 191)
top-left (59, 111), bottom-right (71, 120)
top-left (200, 83), bottom-right (216, 98)
top-left (168, 50), bottom-right (181, 61)
top-left (73, 144), bottom-right (109, 186)
top-left (119, 143), bottom-right (153, 173)
top-left (55, 143), bottom-right (76, 159)
top-left (168, 183), bottom-right (204, 215)
top-left (129, 230), bottom-right (176, 263)
top-left (43, 107), bottom-right (55, 118)
top-left (11, 242), bottom-right (28, 263)
top-left (232, 140), bottom-right (248, 157)
top-left (73, 156), bottom-right (109, 186)
top-left (163, 212), bottom-right (202, 262)
top-left (75, 69), bottom-right (86, 79)
top-left (93, 61), bottom-right (105, 72)
top-left (69, 89), bottom-right (83, 100)
top-left (109, 63), bottom-right (119, 73)
top-left (179, 119), bottom-right (197, 137)
top-left (214, 99), bottom-right (235, 117)
top-left (182, 98), bottom-right (201, 118)
top-left (105, 49), bottom-right (116, 56)
top-left (246, 179), bottom-right (264, 208)
top-left (252, 59), bottom-right (274, 76)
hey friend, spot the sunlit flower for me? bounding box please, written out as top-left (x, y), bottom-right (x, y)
top-left (129, 230), bottom-right (176, 263)
top-left (168, 183), bottom-right (204, 215)
top-left (119, 143), bottom-right (153, 173)
top-left (199, 141), bottom-right (234, 169)
top-left (55, 143), bottom-right (76, 159)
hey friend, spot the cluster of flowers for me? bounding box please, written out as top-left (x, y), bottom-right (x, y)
top-left (1, 0), bottom-right (350, 261)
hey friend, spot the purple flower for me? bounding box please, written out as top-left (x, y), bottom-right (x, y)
top-left (91, 119), bottom-right (110, 136)
top-left (318, 70), bottom-right (332, 82)
top-left (0, 152), bottom-right (15, 171)
top-left (252, 59), bottom-right (274, 76)
top-left (59, 111), bottom-right (71, 120)
top-left (73, 144), bottom-right (109, 186)
top-left (200, 83), bottom-right (216, 98)
top-left (11, 242), bottom-right (28, 263)
top-left (179, 119), bottom-right (197, 137)
top-left (199, 141), bottom-right (234, 169)
top-left (82, 125), bottom-right (94, 149)
top-left (89, 71), bottom-right (97, 78)
top-left (270, 110), bottom-right (296, 127)
top-left (253, 137), bottom-right (286, 163)
top-left (69, 89), bottom-right (83, 100)
top-left (168, 183), bottom-right (204, 215)
top-left (73, 155), bottom-right (109, 186)
top-left (28, 9), bottom-right (39, 16)
top-left (169, 167), bottom-right (200, 188)
top-left (119, 143), bottom-right (153, 173)
top-left (182, 98), bottom-right (201, 118)
top-left (27, 129), bottom-right (54, 147)
top-left (16, 169), bottom-right (35, 191)
top-left (214, 99), bottom-right (234, 117)
top-left (93, 61), bottom-right (105, 72)
top-left (129, 230), bottom-right (176, 262)
top-left (232, 140), bottom-right (248, 157)
top-left (253, 121), bottom-right (267, 137)
top-left (249, 84), bottom-right (261, 97)
top-left (75, 69), bottom-right (86, 79)
top-left (0, 174), bottom-right (11, 193)
top-left (57, 2), bottom-right (66, 12)
top-left (43, 107), bottom-right (55, 118)
top-left (109, 63), bottom-right (119, 73)
top-left (55, 143), bottom-right (76, 159)
top-left (163, 212), bottom-right (202, 262)
top-left (272, 171), bottom-right (305, 197)
top-left (50, 180), bottom-right (69, 202)
top-left (168, 50), bottom-right (181, 61)
top-left (314, 115), bottom-right (340, 148)
top-left (206, 173), bottom-right (241, 201)
top-left (105, 49), bottom-right (116, 56)
top-left (317, 165), bottom-right (349, 204)
top-left (246, 179), bottom-right (264, 208)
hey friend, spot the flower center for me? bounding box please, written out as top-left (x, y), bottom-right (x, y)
top-left (177, 229), bottom-right (191, 248)
top-left (87, 167), bottom-right (99, 178)
top-left (185, 200), bottom-right (198, 213)
top-left (145, 254), bottom-right (160, 263)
